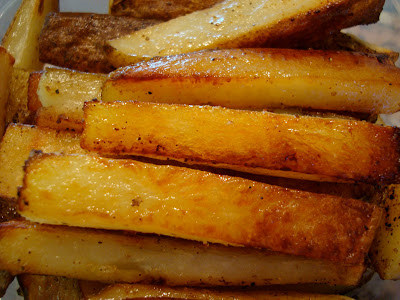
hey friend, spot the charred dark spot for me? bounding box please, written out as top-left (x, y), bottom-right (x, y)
top-left (131, 197), bottom-right (143, 207)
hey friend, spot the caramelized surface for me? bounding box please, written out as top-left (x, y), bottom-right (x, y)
top-left (82, 101), bottom-right (400, 184)
top-left (19, 153), bottom-right (381, 264)
top-left (104, 49), bottom-right (400, 114)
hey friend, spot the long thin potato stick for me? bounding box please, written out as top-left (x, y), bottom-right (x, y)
top-left (81, 101), bottom-right (400, 184)
top-left (19, 153), bottom-right (381, 265)
top-left (103, 49), bottom-right (400, 114)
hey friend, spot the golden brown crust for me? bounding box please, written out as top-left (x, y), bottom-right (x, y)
top-left (82, 101), bottom-right (400, 184)
top-left (19, 153), bottom-right (382, 264)
top-left (39, 13), bottom-right (161, 73)
top-left (110, 0), bottom-right (223, 20)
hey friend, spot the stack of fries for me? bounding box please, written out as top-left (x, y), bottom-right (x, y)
top-left (0, 0), bottom-right (400, 298)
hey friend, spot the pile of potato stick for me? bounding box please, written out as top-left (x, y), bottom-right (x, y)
top-left (0, 0), bottom-right (400, 299)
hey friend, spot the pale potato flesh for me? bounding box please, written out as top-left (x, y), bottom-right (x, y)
top-left (19, 153), bottom-right (381, 265)
top-left (0, 220), bottom-right (365, 286)
top-left (103, 49), bottom-right (400, 114)
top-left (81, 101), bottom-right (400, 184)
top-left (2, 0), bottom-right (59, 69)
top-left (106, 0), bottom-right (384, 66)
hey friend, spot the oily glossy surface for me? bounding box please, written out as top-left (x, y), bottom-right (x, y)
top-left (19, 153), bottom-right (381, 265)
top-left (82, 101), bottom-right (400, 184)
top-left (104, 48), bottom-right (400, 114)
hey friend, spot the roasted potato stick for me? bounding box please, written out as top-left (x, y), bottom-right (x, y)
top-left (88, 283), bottom-right (353, 300)
top-left (0, 220), bottom-right (366, 287)
top-left (81, 101), bottom-right (400, 184)
top-left (106, 0), bottom-right (384, 66)
top-left (19, 152), bottom-right (381, 265)
top-left (103, 49), bottom-right (400, 114)
top-left (109, 0), bottom-right (223, 20)
top-left (17, 274), bottom-right (82, 300)
top-left (39, 13), bottom-right (161, 73)
top-left (0, 47), bottom-right (14, 138)
top-left (0, 124), bottom-right (86, 200)
top-left (370, 185), bottom-right (400, 280)
top-left (2, 0), bottom-right (59, 70)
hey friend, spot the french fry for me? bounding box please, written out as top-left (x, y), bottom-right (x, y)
top-left (0, 124), bottom-right (86, 200)
top-left (109, 0), bottom-right (223, 20)
top-left (103, 48), bottom-right (400, 114)
top-left (81, 101), bottom-right (400, 184)
top-left (19, 152), bottom-right (381, 265)
top-left (105, 0), bottom-right (384, 66)
top-left (39, 13), bottom-right (161, 73)
top-left (1, 0), bottom-right (59, 70)
top-left (0, 220), bottom-right (366, 287)
top-left (0, 47), bottom-right (14, 138)
top-left (87, 283), bottom-right (353, 300)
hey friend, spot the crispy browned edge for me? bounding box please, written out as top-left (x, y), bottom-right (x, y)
top-left (27, 71), bottom-right (43, 112)
top-left (109, 0), bottom-right (223, 20)
top-left (39, 13), bottom-right (162, 73)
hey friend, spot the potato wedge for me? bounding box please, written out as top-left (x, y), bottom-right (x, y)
top-left (0, 220), bottom-right (366, 286)
top-left (39, 13), bottom-right (161, 73)
top-left (0, 47), bottom-right (14, 138)
top-left (103, 49), bottom-right (400, 114)
top-left (0, 124), bottom-right (86, 200)
top-left (88, 283), bottom-right (353, 300)
top-left (109, 0), bottom-right (223, 20)
top-left (17, 274), bottom-right (82, 300)
top-left (6, 68), bottom-right (34, 125)
top-left (81, 101), bottom-right (400, 184)
top-left (19, 152), bottom-right (381, 265)
top-left (370, 185), bottom-right (400, 280)
top-left (106, 0), bottom-right (384, 66)
top-left (2, 0), bottom-right (59, 70)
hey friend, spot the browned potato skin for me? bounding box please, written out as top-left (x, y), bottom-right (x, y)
top-left (0, 270), bottom-right (14, 298)
top-left (19, 152), bottom-right (382, 265)
top-left (82, 101), bottom-right (400, 184)
top-left (39, 13), bottom-right (161, 73)
top-left (109, 0), bottom-right (223, 20)
top-left (17, 274), bottom-right (82, 300)
top-left (27, 71), bottom-right (42, 112)
top-left (0, 47), bottom-right (15, 138)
